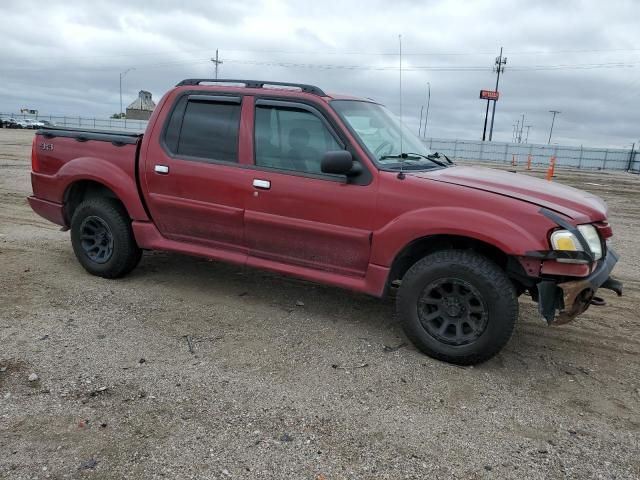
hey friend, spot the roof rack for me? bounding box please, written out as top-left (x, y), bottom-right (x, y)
top-left (175, 78), bottom-right (326, 96)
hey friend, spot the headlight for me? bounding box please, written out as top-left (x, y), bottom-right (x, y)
top-left (550, 224), bottom-right (602, 262)
top-left (577, 224), bottom-right (602, 260)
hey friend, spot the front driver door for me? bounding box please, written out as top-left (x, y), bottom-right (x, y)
top-left (244, 99), bottom-right (376, 277)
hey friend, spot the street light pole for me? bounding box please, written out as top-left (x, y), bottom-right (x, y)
top-left (423, 82), bottom-right (431, 139)
top-left (548, 110), bottom-right (560, 144)
top-left (119, 68), bottom-right (134, 117)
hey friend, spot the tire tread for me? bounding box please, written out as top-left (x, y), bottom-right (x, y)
top-left (397, 249), bottom-right (518, 365)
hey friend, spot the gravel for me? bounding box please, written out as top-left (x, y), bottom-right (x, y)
top-left (1, 129), bottom-right (639, 479)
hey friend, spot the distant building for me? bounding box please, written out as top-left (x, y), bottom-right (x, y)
top-left (126, 90), bottom-right (156, 120)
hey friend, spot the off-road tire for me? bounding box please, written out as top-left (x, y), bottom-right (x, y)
top-left (396, 249), bottom-right (518, 365)
top-left (70, 197), bottom-right (142, 278)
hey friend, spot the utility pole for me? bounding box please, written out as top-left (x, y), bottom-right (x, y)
top-left (524, 125), bottom-right (532, 143)
top-left (211, 49), bottom-right (223, 79)
top-left (511, 123), bottom-right (517, 143)
top-left (488, 47), bottom-right (507, 141)
top-left (514, 119), bottom-right (520, 143)
top-left (119, 68), bottom-right (134, 117)
top-left (418, 106), bottom-right (424, 137)
top-left (548, 110), bottom-right (560, 144)
top-left (423, 82), bottom-right (431, 138)
top-left (518, 114), bottom-right (525, 143)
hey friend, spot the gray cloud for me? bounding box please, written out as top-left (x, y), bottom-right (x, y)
top-left (1, 0), bottom-right (638, 147)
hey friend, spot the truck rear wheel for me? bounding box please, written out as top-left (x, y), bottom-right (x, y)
top-left (70, 197), bottom-right (142, 278)
top-left (396, 250), bottom-right (518, 365)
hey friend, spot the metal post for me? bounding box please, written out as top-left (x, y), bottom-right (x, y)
top-left (548, 110), bottom-right (560, 144)
top-left (119, 68), bottom-right (134, 117)
top-left (418, 105), bottom-right (424, 137)
top-left (423, 82), bottom-right (430, 139)
top-left (626, 143), bottom-right (636, 172)
top-left (578, 146), bottom-right (583, 169)
top-left (482, 99), bottom-right (490, 141)
top-left (488, 47), bottom-right (506, 141)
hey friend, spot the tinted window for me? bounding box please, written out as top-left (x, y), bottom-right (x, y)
top-left (254, 105), bottom-right (341, 174)
top-left (171, 99), bottom-right (241, 162)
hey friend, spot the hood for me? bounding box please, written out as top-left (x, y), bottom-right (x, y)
top-left (413, 165), bottom-right (607, 221)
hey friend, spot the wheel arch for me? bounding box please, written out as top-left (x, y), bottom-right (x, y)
top-left (388, 234), bottom-right (506, 281)
top-left (63, 180), bottom-right (123, 225)
top-left (57, 157), bottom-right (150, 227)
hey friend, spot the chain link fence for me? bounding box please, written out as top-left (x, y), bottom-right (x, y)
top-left (1, 112), bottom-right (147, 132)
top-left (2, 111), bottom-right (638, 172)
top-left (424, 138), bottom-right (639, 173)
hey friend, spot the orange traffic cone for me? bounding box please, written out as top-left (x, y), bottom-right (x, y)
top-left (545, 156), bottom-right (556, 181)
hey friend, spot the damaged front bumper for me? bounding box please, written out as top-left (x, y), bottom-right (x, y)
top-left (537, 248), bottom-right (622, 325)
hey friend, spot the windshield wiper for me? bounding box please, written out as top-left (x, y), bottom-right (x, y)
top-left (427, 151), bottom-right (454, 165)
top-left (379, 152), bottom-right (448, 168)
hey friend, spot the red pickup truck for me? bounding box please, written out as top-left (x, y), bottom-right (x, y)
top-left (28, 78), bottom-right (622, 364)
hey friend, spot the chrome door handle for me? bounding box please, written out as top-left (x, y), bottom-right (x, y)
top-left (253, 179), bottom-right (271, 190)
top-left (154, 165), bottom-right (169, 174)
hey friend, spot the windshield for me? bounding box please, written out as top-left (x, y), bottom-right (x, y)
top-left (331, 100), bottom-right (437, 169)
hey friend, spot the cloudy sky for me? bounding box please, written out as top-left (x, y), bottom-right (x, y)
top-left (1, 0), bottom-right (639, 147)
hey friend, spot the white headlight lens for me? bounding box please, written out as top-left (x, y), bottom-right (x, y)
top-left (550, 225), bottom-right (602, 262)
top-left (577, 224), bottom-right (602, 260)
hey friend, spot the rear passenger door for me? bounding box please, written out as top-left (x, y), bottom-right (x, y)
top-left (144, 94), bottom-right (252, 252)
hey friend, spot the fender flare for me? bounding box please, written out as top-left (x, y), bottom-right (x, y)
top-left (57, 157), bottom-right (149, 221)
top-left (371, 206), bottom-right (548, 267)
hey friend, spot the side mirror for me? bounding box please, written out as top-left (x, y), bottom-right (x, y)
top-left (321, 150), bottom-right (358, 176)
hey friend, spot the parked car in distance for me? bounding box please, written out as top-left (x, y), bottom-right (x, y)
top-left (27, 78), bottom-right (623, 365)
top-left (24, 119), bottom-right (46, 129)
top-left (3, 118), bottom-right (23, 128)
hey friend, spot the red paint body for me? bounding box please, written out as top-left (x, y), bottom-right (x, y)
top-left (29, 84), bottom-right (611, 297)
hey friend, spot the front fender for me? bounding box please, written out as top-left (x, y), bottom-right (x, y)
top-left (370, 206), bottom-right (552, 267)
top-left (57, 157), bottom-right (149, 221)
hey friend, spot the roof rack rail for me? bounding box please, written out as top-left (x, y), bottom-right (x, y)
top-left (176, 78), bottom-right (326, 96)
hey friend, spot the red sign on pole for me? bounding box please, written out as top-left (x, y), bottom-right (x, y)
top-left (480, 90), bottom-right (499, 101)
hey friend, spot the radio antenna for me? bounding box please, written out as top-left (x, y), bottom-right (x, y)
top-left (398, 34), bottom-right (405, 179)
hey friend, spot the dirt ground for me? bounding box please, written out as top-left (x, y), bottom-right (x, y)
top-left (1, 128), bottom-right (639, 480)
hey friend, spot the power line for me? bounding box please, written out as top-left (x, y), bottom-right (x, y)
top-left (4, 57), bottom-right (640, 73)
top-left (6, 46), bottom-right (640, 61)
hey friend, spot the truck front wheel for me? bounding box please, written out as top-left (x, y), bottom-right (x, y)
top-left (396, 250), bottom-right (518, 365)
top-left (70, 197), bottom-right (142, 278)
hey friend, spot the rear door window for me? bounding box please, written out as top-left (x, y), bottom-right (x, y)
top-left (164, 96), bottom-right (241, 163)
